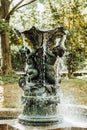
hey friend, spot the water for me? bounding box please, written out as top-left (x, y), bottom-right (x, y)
top-left (58, 92), bottom-right (87, 128)
top-left (0, 83), bottom-right (86, 128)
top-left (42, 33), bottom-right (47, 86)
top-left (0, 86), bottom-right (86, 129)
top-left (55, 30), bottom-right (68, 87)
top-left (0, 105), bottom-right (86, 130)
top-left (55, 57), bottom-right (60, 86)
top-left (60, 30), bottom-right (68, 49)
top-left (58, 86), bottom-right (87, 128)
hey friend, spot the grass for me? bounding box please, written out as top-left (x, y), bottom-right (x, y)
top-left (2, 83), bottom-right (23, 108)
top-left (0, 73), bottom-right (87, 108)
top-left (0, 73), bottom-right (22, 108)
top-left (61, 78), bottom-right (87, 105)
top-left (0, 72), bottom-right (19, 84)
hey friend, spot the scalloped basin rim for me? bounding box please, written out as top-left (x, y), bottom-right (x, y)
top-left (0, 124), bottom-right (87, 130)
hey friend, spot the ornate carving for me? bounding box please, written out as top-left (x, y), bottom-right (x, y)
top-left (18, 26), bottom-right (67, 126)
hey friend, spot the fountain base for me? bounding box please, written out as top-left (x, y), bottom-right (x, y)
top-left (0, 105), bottom-right (87, 129)
top-left (18, 95), bottom-right (61, 126)
top-left (18, 115), bottom-right (61, 126)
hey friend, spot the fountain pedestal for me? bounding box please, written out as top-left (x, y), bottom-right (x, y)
top-left (19, 95), bottom-right (61, 125)
top-left (18, 26), bottom-right (67, 126)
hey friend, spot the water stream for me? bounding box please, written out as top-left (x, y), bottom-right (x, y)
top-left (42, 33), bottom-right (47, 87)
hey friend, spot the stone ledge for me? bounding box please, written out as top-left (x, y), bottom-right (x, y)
top-left (0, 108), bottom-right (22, 119)
top-left (0, 124), bottom-right (87, 130)
top-left (0, 119), bottom-right (87, 130)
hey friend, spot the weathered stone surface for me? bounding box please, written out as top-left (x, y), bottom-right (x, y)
top-left (0, 124), bottom-right (87, 130)
top-left (18, 26), bottom-right (67, 125)
top-left (0, 108), bottom-right (22, 119)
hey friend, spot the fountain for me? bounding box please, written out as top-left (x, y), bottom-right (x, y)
top-left (18, 26), bottom-right (66, 126)
top-left (0, 26), bottom-right (87, 130)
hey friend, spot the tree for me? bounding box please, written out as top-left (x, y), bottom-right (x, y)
top-left (0, 0), bottom-right (37, 74)
top-left (65, 0), bottom-right (87, 77)
top-left (48, 0), bottom-right (87, 78)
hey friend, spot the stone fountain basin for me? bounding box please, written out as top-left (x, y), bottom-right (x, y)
top-left (0, 104), bottom-right (86, 130)
top-left (0, 123), bottom-right (87, 130)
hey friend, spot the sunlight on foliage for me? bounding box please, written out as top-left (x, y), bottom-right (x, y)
top-left (0, 19), bottom-right (10, 33)
top-left (9, 29), bottom-right (23, 45)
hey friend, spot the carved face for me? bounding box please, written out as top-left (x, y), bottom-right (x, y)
top-left (52, 45), bottom-right (65, 57)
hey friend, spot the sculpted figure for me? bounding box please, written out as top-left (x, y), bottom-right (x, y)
top-left (17, 26), bottom-right (68, 125)
top-left (18, 26), bottom-right (66, 95)
top-left (45, 45), bottom-right (65, 85)
top-left (18, 45), bottom-right (38, 90)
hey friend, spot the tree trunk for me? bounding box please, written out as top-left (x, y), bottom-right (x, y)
top-left (0, 0), bottom-right (36, 74)
top-left (1, 30), bottom-right (12, 74)
top-left (0, 0), bottom-right (12, 74)
top-left (68, 68), bottom-right (73, 78)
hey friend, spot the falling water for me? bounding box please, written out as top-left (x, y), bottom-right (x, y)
top-left (57, 29), bottom-right (87, 128)
top-left (42, 33), bottom-right (47, 87)
top-left (55, 30), bottom-right (68, 86)
top-left (60, 30), bottom-right (68, 49)
top-left (55, 57), bottom-right (60, 87)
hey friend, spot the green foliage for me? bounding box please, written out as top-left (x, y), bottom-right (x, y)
top-left (9, 29), bottom-right (23, 45)
top-left (61, 78), bottom-right (87, 105)
top-left (48, 0), bottom-right (64, 27)
top-left (66, 49), bottom-right (80, 75)
top-left (39, 0), bottom-right (44, 3)
top-left (1, 72), bottom-right (19, 84)
top-left (48, 0), bottom-right (86, 77)
top-left (10, 3), bottom-right (39, 30)
top-left (11, 49), bottom-right (26, 71)
top-left (0, 19), bottom-right (10, 33)
top-left (10, 0), bottom-right (87, 75)
top-left (66, 26), bottom-right (86, 77)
